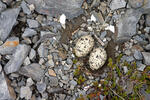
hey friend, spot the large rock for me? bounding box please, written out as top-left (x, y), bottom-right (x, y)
top-left (4, 44), bottom-right (30, 74)
top-left (116, 9), bottom-right (142, 42)
top-left (0, 71), bottom-right (16, 100)
top-left (25, 0), bottom-right (84, 19)
top-left (0, 37), bottom-right (19, 55)
top-left (19, 63), bottom-right (44, 82)
top-left (0, 8), bottom-right (20, 41)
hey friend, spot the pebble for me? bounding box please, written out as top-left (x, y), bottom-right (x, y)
top-left (21, 0), bottom-right (31, 15)
top-left (49, 76), bottom-right (58, 87)
top-left (145, 44), bottom-right (150, 50)
top-left (109, 0), bottom-right (126, 10)
top-left (36, 82), bottom-right (47, 93)
top-left (29, 49), bottom-right (36, 60)
top-left (19, 63), bottom-right (44, 82)
top-left (142, 52), bottom-right (150, 65)
top-left (27, 19), bottom-right (39, 28)
top-left (137, 62), bottom-right (146, 71)
top-left (133, 50), bottom-right (143, 60)
top-left (23, 57), bottom-right (31, 66)
top-left (0, 0), bottom-right (6, 12)
top-left (4, 44), bottom-right (30, 74)
top-left (22, 28), bottom-right (37, 38)
top-left (0, 64), bottom-right (2, 72)
top-left (38, 43), bottom-right (48, 58)
top-left (20, 86), bottom-right (32, 100)
top-left (26, 78), bottom-right (34, 86)
top-left (48, 69), bottom-right (56, 77)
top-left (0, 8), bottom-right (20, 41)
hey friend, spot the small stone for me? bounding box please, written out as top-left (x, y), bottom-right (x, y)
top-left (62, 75), bottom-right (68, 81)
top-left (0, 8), bottom-right (20, 41)
top-left (142, 52), bottom-right (150, 65)
top-left (66, 58), bottom-right (73, 65)
top-left (22, 28), bottom-right (37, 38)
top-left (21, 0), bottom-right (31, 15)
top-left (26, 78), bottom-right (34, 86)
top-left (29, 49), bottom-right (36, 60)
top-left (0, 64), bottom-right (2, 72)
top-left (145, 44), bottom-right (150, 50)
top-left (36, 82), bottom-right (46, 93)
top-left (49, 76), bottom-right (58, 87)
top-left (28, 4), bottom-right (35, 11)
top-left (133, 50), bottom-right (143, 60)
top-left (20, 86), bottom-right (32, 100)
top-left (23, 57), bottom-right (31, 66)
top-left (4, 44), bottom-right (30, 74)
top-left (0, 37), bottom-right (19, 55)
top-left (38, 43), bottom-right (48, 58)
top-left (137, 62), bottom-right (146, 71)
top-left (123, 66), bottom-right (128, 74)
top-left (89, 47), bottom-right (107, 70)
top-left (74, 35), bottom-right (94, 57)
top-left (27, 19), bottom-right (39, 28)
top-left (48, 69), bottom-right (56, 77)
top-left (109, 0), bottom-right (126, 10)
top-left (19, 63), bottom-right (44, 82)
top-left (70, 80), bottom-right (77, 86)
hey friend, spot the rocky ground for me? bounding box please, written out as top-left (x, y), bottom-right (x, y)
top-left (0, 0), bottom-right (150, 100)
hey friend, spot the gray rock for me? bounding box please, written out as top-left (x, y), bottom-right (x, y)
top-left (25, 0), bottom-right (84, 19)
top-left (146, 15), bottom-right (150, 27)
top-left (0, 37), bottom-right (19, 55)
top-left (22, 28), bottom-right (37, 38)
top-left (21, 0), bottom-right (31, 15)
top-left (128, 0), bottom-right (144, 8)
top-left (36, 82), bottom-right (47, 93)
top-left (136, 61), bottom-right (146, 71)
top-left (4, 44), bottom-right (30, 74)
top-left (142, 52), bottom-right (150, 65)
top-left (0, 0), bottom-right (6, 12)
top-left (19, 63), bottom-right (44, 82)
top-left (38, 43), bottom-right (48, 58)
top-left (29, 49), bottom-right (36, 60)
top-left (0, 64), bottom-right (2, 72)
top-left (0, 8), bottom-right (20, 41)
top-left (20, 86), bottom-right (32, 100)
top-left (133, 50), bottom-right (143, 60)
top-left (23, 57), bottom-right (31, 66)
top-left (145, 44), bottom-right (150, 50)
top-left (0, 71), bottom-right (16, 100)
top-left (100, 31), bottom-right (107, 40)
top-left (116, 9), bottom-right (142, 42)
top-left (66, 58), bottom-right (73, 65)
top-left (109, 0), bottom-right (126, 10)
top-left (26, 78), bottom-right (34, 86)
top-left (70, 80), bottom-right (77, 86)
top-left (27, 19), bottom-right (39, 28)
top-left (49, 76), bottom-right (58, 87)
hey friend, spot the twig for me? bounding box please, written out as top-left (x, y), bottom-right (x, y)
top-left (93, 33), bottom-right (105, 46)
top-left (109, 88), bottom-right (125, 100)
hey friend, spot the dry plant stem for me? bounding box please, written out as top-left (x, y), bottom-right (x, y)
top-left (109, 88), bottom-right (125, 100)
top-left (93, 33), bottom-right (105, 46)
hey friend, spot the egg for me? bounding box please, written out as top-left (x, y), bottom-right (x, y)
top-left (74, 35), bottom-right (94, 57)
top-left (89, 47), bottom-right (107, 70)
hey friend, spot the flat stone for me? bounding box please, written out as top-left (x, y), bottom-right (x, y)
top-left (38, 43), bottom-right (48, 58)
top-left (23, 57), bottom-right (31, 66)
top-left (27, 19), bottom-right (39, 28)
top-left (21, 0), bottom-right (31, 15)
top-left (4, 44), bottom-right (30, 74)
top-left (133, 50), bottom-right (143, 60)
top-left (19, 63), bottom-right (44, 82)
top-left (116, 9), bottom-right (142, 42)
top-left (36, 82), bottom-right (46, 93)
top-left (0, 0), bottom-right (6, 12)
top-left (0, 8), bottom-right (20, 41)
top-left (29, 49), bottom-right (36, 60)
top-left (20, 86), bottom-right (32, 100)
top-left (137, 62), bottom-right (146, 71)
top-left (142, 52), bottom-right (150, 65)
top-left (26, 78), bottom-right (34, 87)
top-left (0, 71), bottom-right (16, 100)
top-left (0, 37), bottom-right (19, 55)
top-left (145, 44), bottom-right (150, 50)
top-left (22, 28), bottom-right (37, 38)
top-left (25, 0), bottom-right (84, 19)
top-left (109, 0), bottom-right (126, 10)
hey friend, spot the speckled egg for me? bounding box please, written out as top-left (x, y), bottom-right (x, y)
top-left (89, 47), bottom-right (107, 70)
top-left (74, 35), bottom-right (94, 57)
